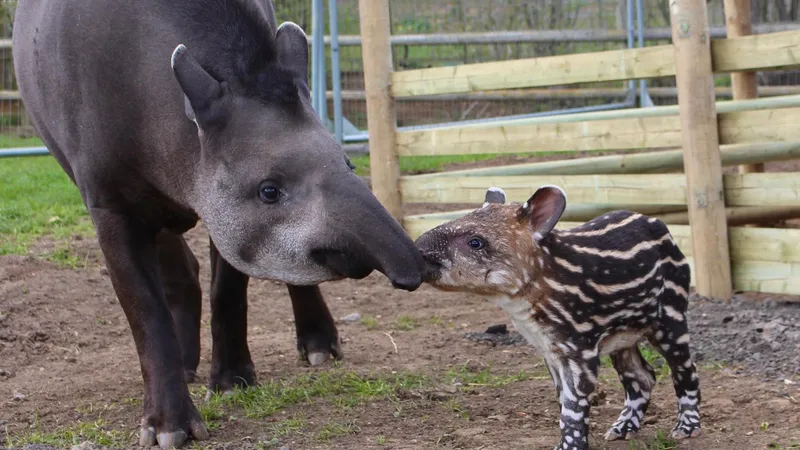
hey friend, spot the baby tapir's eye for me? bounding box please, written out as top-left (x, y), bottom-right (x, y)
top-left (468, 238), bottom-right (484, 250)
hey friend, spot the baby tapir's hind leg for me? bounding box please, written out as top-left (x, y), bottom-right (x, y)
top-left (649, 300), bottom-right (701, 439)
top-left (604, 346), bottom-right (657, 441)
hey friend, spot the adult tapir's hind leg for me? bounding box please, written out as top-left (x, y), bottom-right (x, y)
top-left (155, 231), bottom-right (202, 383)
top-left (287, 285), bottom-right (343, 366)
top-left (207, 238), bottom-right (257, 395)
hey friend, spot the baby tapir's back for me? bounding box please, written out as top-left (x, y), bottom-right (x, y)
top-left (539, 210), bottom-right (690, 335)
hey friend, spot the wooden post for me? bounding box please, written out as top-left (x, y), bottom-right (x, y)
top-left (670, 0), bottom-right (733, 300)
top-left (724, 0), bottom-right (763, 174)
top-left (358, 0), bottom-right (402, 221)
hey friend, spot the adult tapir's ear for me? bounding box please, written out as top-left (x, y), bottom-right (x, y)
top-left (517, 185), bottom-right (567, 241)
top-left (170, 44), bottom-right (226, 129)
top-left (482, 187), bottom-right (507, 208)
top-left (276, 22), bottom-right (310, 95)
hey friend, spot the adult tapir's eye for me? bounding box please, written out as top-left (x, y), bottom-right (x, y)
top-left (258, 184), bottom-right (281, 204)
top-left (468, 238), bottom-right (484, 250)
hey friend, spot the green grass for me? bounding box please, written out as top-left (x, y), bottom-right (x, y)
top-left (0, 156), bottom-right (93, 255)
top-left (359, 314), bottom-right (380, 330)
top-left (627, 430), bottom-right (677, 450)
top-left (392, 315), bottom-right (420, 331)
top-left (348, 153), bottom-right (515, 177)
top-left (0, 135), bottom-right (44, 149)
top-left (4, 418), bottom-right (135, 448)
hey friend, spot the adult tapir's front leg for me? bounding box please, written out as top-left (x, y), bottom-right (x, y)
top-left (91, 208), bottom-right (207, 449)
top-left (287, 285), bottom-right (342, 366)
top-left (207, 238), bottom-right (257, 395)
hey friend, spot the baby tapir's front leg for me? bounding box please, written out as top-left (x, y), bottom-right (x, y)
top-left (554, 354), bottom-right (600, 450)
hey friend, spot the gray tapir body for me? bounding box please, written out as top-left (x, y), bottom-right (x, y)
top-left (12, 0), bottom-right (425, 447)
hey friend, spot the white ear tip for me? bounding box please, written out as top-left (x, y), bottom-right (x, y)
top-left (277, 21), bottom-right (306, 36)
top-left (170, 44), bottom-right (187, 69)
top-left (539, 184), bottom-right (567, 201)
top-left (488, 186), bottom-right (506, 195)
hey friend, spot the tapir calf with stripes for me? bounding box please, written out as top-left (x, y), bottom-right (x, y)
top-left (415, 185), bottom-right (701, 450)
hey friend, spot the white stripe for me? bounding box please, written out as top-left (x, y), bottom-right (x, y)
top-left (554, 257), bottom-right (583, 274)
top-left (547, 298), bottom-right (594, 332)
top-left (664, 280), bottom-right (689, 297)
top-left (544, 277), bottom-right (595, 304)
top-left (559, 213), bottom-right (643, 237)
top-left (569, 234), bottom-right (670, 259)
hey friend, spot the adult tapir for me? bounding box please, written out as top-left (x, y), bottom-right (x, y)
top-left (12, 0), bottom-right (426, 447)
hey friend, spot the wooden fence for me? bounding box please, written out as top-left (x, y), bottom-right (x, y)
top-left (358, 0), bottom-right (800, 299)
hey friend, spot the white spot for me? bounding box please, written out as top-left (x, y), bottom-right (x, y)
top-left (663, 305), bottom-right (684, 321)
top-left (170, 44), bottom-right (186, 69)
top-left (533, 231), bottom-right (544, 241)
top-left (539, 184), bottom-right (568, 202)
top-left (277, 20), bottom-right (307, 36)
top-left (488, 186), bottom-right (506, 195)
top-left (561, 407), bottom-right (584, 422)
top-left (676, 334), bottom-right (691, 344)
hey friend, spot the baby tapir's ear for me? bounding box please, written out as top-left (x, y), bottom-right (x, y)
top-left (482, 187), bottom-right (507, 208)
top-left (518, 185), bottom-right (567, 241)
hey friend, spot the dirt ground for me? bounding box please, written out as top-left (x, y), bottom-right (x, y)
top-left (1, 221), bottom-right (799, 450)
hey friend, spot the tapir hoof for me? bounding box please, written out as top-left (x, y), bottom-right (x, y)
top-left (298, 333), bottom-right (343, 366)
top-left (308, 351), bottom-right (329, 366)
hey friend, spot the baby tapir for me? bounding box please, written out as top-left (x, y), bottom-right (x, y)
top-left (416, 185), bottom-right (701, 450)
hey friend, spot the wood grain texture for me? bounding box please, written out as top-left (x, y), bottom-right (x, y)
top-left (395, 107), bottom-right (800, 156)
top-left (400, 173), bottom-right (800, 206)
top-left (390, 30), bottom-right (800, 98)
top-left (358, 0), bottom-right (402, 220)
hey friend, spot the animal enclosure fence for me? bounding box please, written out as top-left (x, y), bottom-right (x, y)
top-left (359, 0), bottom-right (800, 299)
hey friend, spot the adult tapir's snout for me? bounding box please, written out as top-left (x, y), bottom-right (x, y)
top-left (312, 171), bottom-right (425, 291)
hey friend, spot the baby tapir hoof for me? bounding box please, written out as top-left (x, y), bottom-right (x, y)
top-left (670, 422), bottom-right (702, 440)
top-left (603, 425), bottom-right (639, 441)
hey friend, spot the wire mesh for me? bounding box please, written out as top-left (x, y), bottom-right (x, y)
top-left (0, 0), bottom-right (798, 142)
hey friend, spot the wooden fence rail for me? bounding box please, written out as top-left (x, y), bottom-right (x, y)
top-left (391, 30), bottom-right (800, 98)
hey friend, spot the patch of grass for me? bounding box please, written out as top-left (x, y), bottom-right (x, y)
top-left (443, 398), bottom-right (469, 420)
top-left (376, 434), bottom-right (387, 445)
top-left (5, 418), bottom-right (135, 448)
top-left (639, 343), bottom-right (671, 379)
top-left (349, 153), bottom-right (519, 177)
top-left (205, 369), bottom-right (428, 420)
top-left (44, 244), bottom-right (88, 269)
top-left (393, 315), bottom-right (419, 331)
top-left (444, 363), bottom-right (539, 388)
top-left (315, 419), bottom-right (359, 442)
top-left (0, 135), bottom-right (45, 149)
top-left (768, 442), bottom-right (800, 450)
top-left (360, 314), bottom-right (380, 330)
top-left (268, 415), bottom-right (307, 437)
top-left (627, 430), bottom-right (677, 450)
top-left (0, 156), bottom-right (93, 255)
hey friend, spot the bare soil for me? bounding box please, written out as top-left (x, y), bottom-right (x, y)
top-left (1, 224), bottom-right (799, 450)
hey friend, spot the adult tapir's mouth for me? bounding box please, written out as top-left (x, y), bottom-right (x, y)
top-left (310, 249), bottom-right (374, 280)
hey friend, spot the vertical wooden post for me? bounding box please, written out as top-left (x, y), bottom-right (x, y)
top-left (358, 0), bottom-right (402, 221)
top-left (724, 0), bottom-right (763, 174)
top-left (670, 0), bottom-right (733, 300)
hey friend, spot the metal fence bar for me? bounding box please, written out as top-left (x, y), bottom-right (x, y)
top-left (0, 146), bottom-right (49, 158)
top-left (328, 0), bottom-right (343, 143)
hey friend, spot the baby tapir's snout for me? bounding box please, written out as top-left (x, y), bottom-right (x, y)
top-left (415, 228), bottom-right (450, 282)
